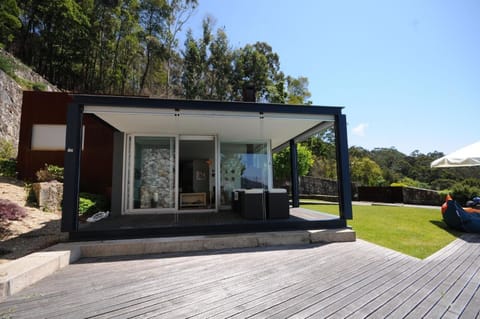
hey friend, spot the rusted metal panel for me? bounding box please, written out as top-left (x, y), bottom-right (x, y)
top-left (16, 91), bottom-right (115, 197)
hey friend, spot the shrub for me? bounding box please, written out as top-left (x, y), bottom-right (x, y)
top-left (450, 181), bottom-right (480, 206)
top-left (79, 197), bottom-right (95, 215)
top-left (0, 199), bottom-right (27, 222)
top-left (79, 193), bottom-right (108, 215)
top-left (0, 158), bottom-right (16, 177)
top-left (32, 82), bottom-right (47, 91)
top-left (390, 177), bottom-right (430, 189)
top-left (36, 164), bottom-right (64, 182)
top-left (0, 54), bottom-right (15, 77)
top-left (438, 189), bottom-right (451, 200)
top-left (431, 178), bottom-right (456, 191)
top-left (0, 139), bottom-right (15, 159)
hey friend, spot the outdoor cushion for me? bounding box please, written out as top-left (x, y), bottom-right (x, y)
top-left (443, 200), bottom-right (480, 233)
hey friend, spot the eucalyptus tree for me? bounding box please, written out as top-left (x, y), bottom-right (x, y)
top-left (181, 29), bottom-right (203, 99)
top-left (286, 75), bottom-right (312, 105)
top-left (16, 0), bottom-right (90, 88)
top-left (0, 0), bottom-right (21, 47)
top-left (206, 27), bottom-right (233, 100)
top-left (106, 0), bottom-right (142, 94)
top-left (138, 0), bottom-right (170, 94)
top-left (181, 16), bottom-right (234, 100)
top-left (162, 0), bottom-right (197, 97)
top-left (232, 42), bottom-right (283, 102)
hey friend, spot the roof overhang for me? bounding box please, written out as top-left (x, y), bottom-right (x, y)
top-left (76, 95), bottom-right (343, 150)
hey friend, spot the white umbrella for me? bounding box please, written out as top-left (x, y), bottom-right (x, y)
top-left (431, 141), bottom-right (480, 168)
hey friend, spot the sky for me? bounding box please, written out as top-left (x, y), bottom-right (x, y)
top-left (183, 0), bottom-right (480, 156)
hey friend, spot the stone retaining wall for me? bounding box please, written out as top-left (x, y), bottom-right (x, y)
top-left (0, 49), bottom-right (58, 155)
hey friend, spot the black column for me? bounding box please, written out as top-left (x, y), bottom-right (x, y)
top-left (289, 139), bottom-right (300, 208)
top-left (61, 103), bottom-right (84, 232)
top-left (111, 132), bottom-right (124, 217)
top-left (335, 114), bottom-right (353, 220)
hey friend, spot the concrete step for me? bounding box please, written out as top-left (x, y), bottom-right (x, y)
top-left (0, 228), bottom-right (355, 299)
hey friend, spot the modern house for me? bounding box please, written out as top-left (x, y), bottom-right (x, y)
top-left (17, 91), bottom-right (352, 239)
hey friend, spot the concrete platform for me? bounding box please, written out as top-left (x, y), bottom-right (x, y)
top-left (0, 228), bottom-right (355, 299)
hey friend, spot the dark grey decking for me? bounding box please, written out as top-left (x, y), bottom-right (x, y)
top-left (1, 234), bottom-right (479, 318)
top-left (78, 208), bottom-right (338, 231)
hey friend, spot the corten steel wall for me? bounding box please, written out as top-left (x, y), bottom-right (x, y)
top-left (16, 91), bottom-right (115, 197)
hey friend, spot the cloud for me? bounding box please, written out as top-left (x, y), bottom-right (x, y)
top-left (352, 123), bottom-right (368, 137)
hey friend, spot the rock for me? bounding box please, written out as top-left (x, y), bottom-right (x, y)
top-left (31, 182), bottom-right (63, 212)
top-left (0, 49), bottom-right (59, 155)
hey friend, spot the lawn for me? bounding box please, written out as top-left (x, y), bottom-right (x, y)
top-left (302, 204), bottom-right (463, 259)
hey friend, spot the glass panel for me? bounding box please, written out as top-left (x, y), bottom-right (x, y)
top-left (220, 142), bottom-right (268, 206)
top-left (179, 139), bottom-right (215, 209)
top-left (133, 136), bottom-right (175, 209)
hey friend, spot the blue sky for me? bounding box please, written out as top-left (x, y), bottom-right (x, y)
top-left (184, 0), bottom-right (479, 155)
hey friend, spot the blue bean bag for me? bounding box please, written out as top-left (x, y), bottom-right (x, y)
top-left (443, 200), bottom-right (480, 233)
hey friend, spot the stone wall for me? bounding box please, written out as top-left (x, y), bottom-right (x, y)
top-left (139, 147), bottom-right (175, 208)
top-left (0, 49), bottom-right (58, 155)
top-left (402, 187), bottom-right (442, 206)
top-left (287, 176), bottom-right (442, 206)
top-left (300, 176), bottom-right (339, 196)
top-left (358, 186), bottom-right (442, 206)
top-left (0, 71), bottom-right (22, 155)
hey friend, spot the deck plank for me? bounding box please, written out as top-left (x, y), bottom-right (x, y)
top-left (411, 244), bottom-right (480, 318)
top-left (352, 237), bottom-right (475, 318)
top-left (390, 241), bottom-right (478, 318)
top-left (0, 235), bottom-right (479, 319)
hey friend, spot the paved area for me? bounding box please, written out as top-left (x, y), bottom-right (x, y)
top-left (0, 234), bottom-right (479, 318)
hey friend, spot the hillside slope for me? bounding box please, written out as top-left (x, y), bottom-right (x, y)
top-left (0, 49), bottom-right (59, 154)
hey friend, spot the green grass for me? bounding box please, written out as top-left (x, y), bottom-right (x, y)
top-left (303, 204), bottom-right (463, 259)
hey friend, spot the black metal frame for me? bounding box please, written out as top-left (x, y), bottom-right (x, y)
top-left (289, 139), bottom-right (300, 208)
top-left (62, 94), bottom-right (353, 237)
top-left (61, 103), bottom-right (83, 232)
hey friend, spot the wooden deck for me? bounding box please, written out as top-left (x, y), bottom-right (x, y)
top-left (1, 234), bottom-right (479, 318)
top-left (79, 208), bottom-right (339, 231)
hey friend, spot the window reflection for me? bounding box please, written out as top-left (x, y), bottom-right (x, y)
top-left (220, 142), bottom-right (268, 206)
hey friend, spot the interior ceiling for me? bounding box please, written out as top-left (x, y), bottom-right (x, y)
top-left (85, 106), bottom-right (334, 149)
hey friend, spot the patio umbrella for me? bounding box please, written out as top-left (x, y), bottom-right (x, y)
top-left (431, 141), bottom-right (480, 168)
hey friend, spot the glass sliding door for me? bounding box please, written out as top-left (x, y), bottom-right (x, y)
top-left (220, 142), bottom-right (270, 207)
top-left (179, 136), bottom-right (216, 211)
top-left (127, 136), bottom-right (176, 211)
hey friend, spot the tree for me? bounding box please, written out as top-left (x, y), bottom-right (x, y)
top-left (273, 144), bottom-right (314, 181)
top-left (370, 147), bottom-right (411, 185)
top-left (286, 76), bottom-right (312, 105)
top-left (163, 0), bottom-right (198, 97)
top-left (349, 146), bottom-right (370, 158)
top-left (181, 29), bottom-right (203, 99)
top-left (303, 129), bottom-right (337, 179)
top-left (138, 0), bottom-right (170, 94)
top-left (181, 17), bottom-right (235, 100)
top-left (15, 0), bottom-right (91, 88)
top-left (107, 0), bottom-right (142, 94)
top-left (232, 42), bottom-right (284, 102)
top-left (207, 27), bottom-right (233, 100)
top-left (0, 0), bottom-right (21, 47)
top-left (350, 156), bottom-right (385, 186)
